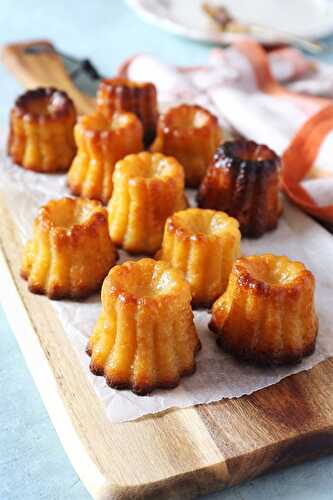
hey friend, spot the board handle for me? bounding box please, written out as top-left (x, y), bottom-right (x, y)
top-left (1, 39), bottom-right (95, 114)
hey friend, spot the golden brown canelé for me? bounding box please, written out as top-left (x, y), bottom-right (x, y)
top-left (87, 258), bottom-right (201, 395)
top-left (108, 152), bottom-right (188, 254)
top-left (8, 87), bottom-right (77, 172)
top-left (151, 104), bottom-right (222, 187)
top-left (210, 254), bottom-right (318, 365)
top-left (156, 208), bottom-right (240, 307)
top-left (198, 140), bottom-right (282, 237)
top-left (97, 77), bottom-right (158, 146)
top-left (21, 198), bottom-right (118, 299)
top-left (67, 112), bottom-right (143, 204)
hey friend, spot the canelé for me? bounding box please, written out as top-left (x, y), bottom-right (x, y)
top-left (108, 152), bottom-right (187, 254)
top-left (156, 208), bottom-right (240, 307)
top-left (68, 111), bottom-right (143, 204)
top-left (21, 198), bottom-right (117, 299)
top-left (151, 104), bottom-right (222, 187)
top-left (87, 258), bottom-right (201, 395)
top-left (8, 87), bottom-right (76, 172)
top-left (97, 77), bottom-right (158, 146)
top-left (198, 140), bottom-right (281, 237)
top-left (210, 254), bottom-right (318, 365)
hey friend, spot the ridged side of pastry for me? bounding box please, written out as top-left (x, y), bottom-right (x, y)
top-left (8, 87), bottom-right (77, 172)
top-left (87, 258), bottom-right (201, 395)
top-left (97, 78), bottom-right (158, 146)
top-left (108, 152), bottom-right (187, 254)
top-left (157, 208), bottom-right (240, 307)
top-left (151, 104), bottom-right (222, 187)
top-left (67, 112), bottom-right (143, 204)
top-left (21, 198), bottom-right (118, 299)
top-left (198, 141), bottom-right (281, 237)
top-left (210, 254), bottom-right (318, 365)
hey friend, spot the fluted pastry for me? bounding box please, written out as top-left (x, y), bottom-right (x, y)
top-left (198, 140), bottom-right (282, 237)
top-left (67, 112), bottom-right (143, 204)
top-left (151, 104), bottom-right (222, 187)
top-left (97, 77), bottom-right (158, 146)
top-left (8, 87), bottom-right (76, 172)
top-left (87, 258), bottom-right (201, 395)
top-left (156, 208), bottom-right (240, 307)
top-left (210, 254), bottom-right (318, 365)
top-left (21, 198), bottom-right (117, 299)
top-left (108, 152), bottom-right (187, 254)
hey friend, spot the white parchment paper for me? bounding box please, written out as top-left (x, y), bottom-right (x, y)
top-left (1, 152), bottom-right (333, 423)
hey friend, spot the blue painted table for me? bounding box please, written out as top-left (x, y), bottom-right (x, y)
top-left (1, 1), bottom-right (333, 499)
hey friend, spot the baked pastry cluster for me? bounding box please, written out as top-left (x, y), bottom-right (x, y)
top-left (87, 258), bottom-right (201, 394)
top-left (210, 254), bottom-right (318, 365)
top-left (157, 208), bottom-right (240, 307)
top-left (198, 140), bottom-right (281, 237)
top-left (21, 198), bottom-right (117, 299)
top-left (97, 77), bottom-right (158, 146)
top-left (9, 78), bottom-right (319, 396)
top-left (67, 111), bottom-right (143, 204)
top-left (151, 104), bottom-right (222, 187)
top-left (8, 87), bottom-right (77, 172)
top-left (108, 152), bottom-right (187, 254)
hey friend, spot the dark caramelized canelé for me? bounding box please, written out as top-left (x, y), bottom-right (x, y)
top-left (198, 140), bottom-right (281, 237)
top-left (8, 87), bottom-right (77, 173)
top-left (97, 77), bottom-right (158, 146)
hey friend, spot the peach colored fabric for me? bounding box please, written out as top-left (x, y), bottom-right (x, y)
top-left (282, 105), bottom-right (333, 222)
top-left (235, 39), bottom-right (330, 112)
top-left (120, 39), bottom-right (333, 222)
top-left (223, 39), bottom-right (333, 222)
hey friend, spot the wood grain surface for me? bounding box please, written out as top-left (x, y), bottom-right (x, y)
top-left (1, 187), bottom-right (333, 500)
top-left (1, 40), bottom-right (333, 499)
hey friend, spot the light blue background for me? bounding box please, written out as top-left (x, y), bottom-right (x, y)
top-left (1, 1), bottom-right (333, 499)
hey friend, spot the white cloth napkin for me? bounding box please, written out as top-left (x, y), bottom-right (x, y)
top-left (122, 40), bottom-right (333, 209)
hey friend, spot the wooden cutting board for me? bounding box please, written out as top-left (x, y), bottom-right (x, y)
top-left (2, 39), bottom-right (96, 114)
top-left (2, 40), bottom-right (333, 500)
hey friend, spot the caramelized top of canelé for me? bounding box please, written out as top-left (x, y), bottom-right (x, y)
top-left (159, 104), bottom-right (219, 136)
top-left (234, 254), bottom-right (314, 296)
top-left (102, 258), bottom-right (190, 305)
top-left (166, 208), bottom-right (239, 241)
top-left (77, 111), bottom-right (142, 139)
top-left (14, 87), bottom-right (75, 122)
top-left (37, 198), bottom-right (107, 234)
top-left (114, 152), bottom-right (185, 182)
top-left (213, 140), bottom-right (280, 172)
top-left (98, 77), bottom-right (155, 92)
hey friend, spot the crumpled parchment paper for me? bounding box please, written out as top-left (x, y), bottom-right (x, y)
top-left (1, 152), bottom-right (333, 423)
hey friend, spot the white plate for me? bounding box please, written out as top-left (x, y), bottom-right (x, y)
top-left (126, 0), bottom-right (333, 45)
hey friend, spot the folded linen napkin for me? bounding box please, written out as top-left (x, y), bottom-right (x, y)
top-left (120, 38), bottom-right (333, 224)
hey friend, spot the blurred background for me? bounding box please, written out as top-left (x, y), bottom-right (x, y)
top-left (1, 1), bottom-right (333, 499)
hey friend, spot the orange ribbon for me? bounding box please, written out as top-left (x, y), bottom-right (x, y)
top-left (282, 105), bottom-right (333, 222)
top-left (235, 38), bottom-right (333, 222)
